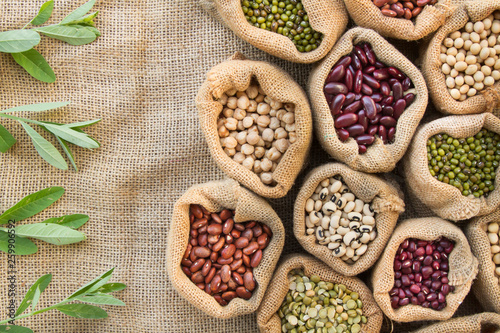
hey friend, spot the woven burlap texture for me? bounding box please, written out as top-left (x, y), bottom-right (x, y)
top-left (196, 53), bottom-right (312, 198)
top-left (166, 178), bottom-right (285, 318)
top-left (421, 0), bottom-right (500, 115)
top-left (308, 27), bottom-right (428, 173)
top-left (372, 218), bottom-right (479, 322)
top-left (410, 312), bottom-right (500, 333)
top-left (404, 113), bottom-right (500, 221)
top-left (293, 163), bottom-right (405, 276)
top-left (256, 254), bottom-right (383, 333)
top-left (199, 0), bottom-right (348, 64)
top-left (466, 210), bottom-right (500, 314)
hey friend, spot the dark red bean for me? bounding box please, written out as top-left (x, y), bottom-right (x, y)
top-left (369, 114), bottom-right (381, 125)
top-left (344, 92), bottom-right (356, 105)
top-left (362, 74), bottom-right (381, 89)
top-left (361, 83), bottom-right (373, 96)
top-left (358, 145), bottom-right (367, 154)
top-left (410, 284), bottom-right (421, 294)
top-left (330, 94), bottom-right (346, 115)
top-left (354, 46), bottom-right (368, 66)
top-left (363, 43), bottom-right (377, 65)
top-left (337, 129), bottom-right (349, 141)
top-left (404, 93), bottom-right (415, 106)
top-left (367, 125), bottom-right (378, 136)
top-left (344, 70), bottom-right (354, 91)
top-left (335, 113), bottom-right (358, 128)
top-left (375, 103), bottom-right (382, 114)
top-left (325, 82), bottom-right (348, 95)
top-left (354, 70), bottom-right (363, 94)
top-left (363, 65), bottom-right (376, 74)
top-left (380, 116), bottom-right (397, 128)
top-left (382, 96), bottom-right (394, 106)
top-left (388, 66), bottom-right (405, 80)
top-left (402, 77), bottom-right (411, 91)
top-left (356, 134), bottom-right (375, 145)
top-left (378, 125), bottom-right (387, 143)
top-left (337, 55), bottom-right (352, 68)
top-left (393, 99), bottom-right (407, 119)
top-left (344, 100), bottom-right (363, 114)
top-left (327, 64), bottom-right (346, 83)
top-left (399, 297), bottom-right (410, 306)
top-left (380, 81), bottom-right (391, 96)
top-left (361, 96), bottom-right (377, 119)
top-left (373, 68), bottom-right (390, 80)
top-left (382, 105), bottom-right (394, 117)
top-left (392, 81), bottom-right (403, 100)
top-left (357, 110), bottom-right (368, 131)
top-left (390, 287), bottom-right (399, 297)
top-left (352, 53), bottom-right (362, 70)
top-left (346, 124), bottom-right (365, 137)
top-left (391, 296), bottom-right (400, 309)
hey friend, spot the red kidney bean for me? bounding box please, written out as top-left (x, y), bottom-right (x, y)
top-left (338, 129), bottom-right (349, 141)
top-left (363, 65), bottom-right (376, 74)
top-left (347, 124), bottom-right (365, 137)
top-left (404, 93), bottom-right (415, 106)
top-left (337, 55), bottom-right (352, 68)
top-left (232, 272), bottom-right (244, 285)
top-left (373, 68), bottom-right (390, 81)
top-left (330, 94), bottom-right (345, 115)
top-left (367, 125), bottom-right (378, 136)
top-left (352, 53), bottom-right (362, 70)
top-left (357, 110), bottom-right (368, 131)
top-left (378, 125), bottom-right (387, 142)
top-left (221, 244), bottom-right (236, 259)
top-left (325, 82), bottom-right (348, 95)
top-left (212, 237), bottom-right (225, 253)
top-left (369, 114), bottom-right (381, 125)
top-left (335, 113), bottom-right (358, 128)
top-left (371, 93), bottom-right (383, 103)
top-left (382, 105), bottom-right (394, 117)
top-left (327, 64), bottom-right (346, 83)
top-left (230, 258), bottom-right (243, 271)
top-left (344, 70), bottom-right (353, 91)
top-left (380, 116), bottom-right (397, 128)
top-left (354, 46), bottom-right (368, 66)
top-left (379, 81), bottom-right (391, 96)
top-left (194, 247), bottom-right (211, 258)
top-left (392, 81), bottom-right (403, 100)
top-left (363, 44), bottom-right (376, 65)
top-left (242, 254), bottom-right (251, 267)
top-left (353, 70), bottom-right (363, 94)
top-left (344, 100), bottom-right (363, 114)
top-left (362, 74), bottom-right (381, 89)
top-left (356, 134), bottom-right (375, 145)
top-left (393, 99), bottom-right (406, 119)
top-left (358, 144), bottom-right (367, 154)
top-left (182, 266), bottom-right (192, 278)
top-left (360, 83), bottom-right (373, 96)
top-left (382, 96), bottom-right (394, 106)
top-left (234, 237), bottom-right (249, 249)
top-left (192, 218), bottom-right (208, 229)
top-left (360, 96), bottom-right (376, 120)
top-left (243, 241), bottom-right (259, 255)
top-left (344, 92), bottom-right (356, 105)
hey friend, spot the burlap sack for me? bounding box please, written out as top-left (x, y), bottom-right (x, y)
top-left (410, 312), bottom-right (500, 333)
top-left (404, 113), bottom-right (500, 221)
top-left (199, 0), bottom-right (348, 64)
top-left (466, 210), bottom-right (500, 314)
top-left (372, 218), bottom-right (479, 322)
top-left (196, 53), bottom-right (312, 198)
top-left (344, 0), bottom-right (455, 41)
top-left (256, 254), bottom-right (383, 333)
top-left (166, 178), bottom-right (285, 318)
top-left (422, 0), bottom-right (500, 115)
top-left (293, 163), bottom-right (405, 276)
top-left (308, 27), bottom-right (428, 173)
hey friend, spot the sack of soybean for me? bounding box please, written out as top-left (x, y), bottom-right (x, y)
top-left (166, 178), bottom-right (285, 318)
top-left (308, 27), bottom-right (428, 173)
top-left (410, 312), bottom-right (500, 333)
top-left (421, 0), bottom-right (500, 115)
top-left (256, 253), bottom-right (383, 333)
top-left (293, 163), bottom-right (405, 277)
top-left (343, 0), bottom-right (455, 41)
top-left (404, 113), bottom-right (500, 221)
top-left (199, 0), bottom-right (348, 63)
top-left (372, 218), bottom-right (478, 322)
top-left (466, 210), bottom-right (500, 314)
top-left (196, 52), bottom-right (312, 198)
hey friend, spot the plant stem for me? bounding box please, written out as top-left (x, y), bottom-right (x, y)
top-left (0, 114), bottom-right (42, 125)
top-left (0, 299), bottom-right (71, 324)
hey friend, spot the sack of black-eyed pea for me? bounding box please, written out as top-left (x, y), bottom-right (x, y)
top-left (196, 52), bottom-right (312, 198)
top-left (466, 210), bottom-right (500, 314)
top-left (256, 254), bottom-right (383, 333)
top-left (308, 27), bottom-right (428, 173)
top-left (410, 312), bottom-right (500, 333)
top-left (372, 218), bottom-right (478, 322)
top-left (422, 0), bottom-right (500, 115)
top-left (404, 113), bottom-right (500, 221)
top-left (199, 0), bottom-right (348, 63)
top-left (293, 163), bottom-right (405, 277)
top-left (166, 178), bottom-right (285, 318)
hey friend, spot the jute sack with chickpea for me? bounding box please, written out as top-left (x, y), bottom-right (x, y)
top-left (422, 0), bottom-right (500, 115)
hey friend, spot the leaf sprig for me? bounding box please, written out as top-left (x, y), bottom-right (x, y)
top-left (0, 102), bottom-right (100, 170)
top-left (0, 268), bottom-right (126, 332)
top-left (1, 0), bottom-right (100, 82)
top-left (0, 187), bottom-right (89, 255)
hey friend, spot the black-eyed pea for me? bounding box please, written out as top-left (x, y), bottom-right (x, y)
top-left (306, 216), bottom-right (315, 229)
top-left (349, 221), bottom-right (361, 230)
top-left (306, 228), bottom-right (315, 235)
top-left (336, 197), bottom-right (347, 210)
top-left (319, 238), bottom-right (330, 245)
top-left (330, 234), bottom-right (342, 243)
top-left (305, 198), bottom-right (315, 213)
top-left (370, 230), bottom-right (377, 241)
top-left (340, 218), bottom-right (349, 228)
top-left (337, 226), bottom-right (350, 236)
top-left (345, 247), bottom-right (355, 258)
top-left (316, 227), bottom-right (325, 241)
top-left (359, 233), bottom-right (371, 244)
top-left (359, 225), bottom-right (373, 233)
top-left (343, 231), bottom-right (357, 246)
top-left (328, 242), bottom-right (341, 250)
top-left (347, 212), bottom-right (362, 222)
top-left (344, 201), bottom-right (355, 213)
top-left (356, 244), bottom-right (368, 256)
top-left (363, 204), bottom-right (374, 217)
top-left (362, 215), bottom-right (375, 226)
top-left (351, 240), bottom-right (361, 250)
top-left (330, 215), bottom-right (341, 229)
top-left (309, 211), bottom-right (321, 225)
top-left (322, 201), bottom-right (337, 216)
top-left (340, 185), bottom-right (349, 194)
top-left (351, 255), bottom-right (360, 262)
top-left (314, 199), bottom-right (323, 212)
top-left (330, 180), bottom-right (343, 194)
top-left (321, 216), bottom-right (330, 229)
top-left (333, 245), bottom-right (346, 257)
top-left (354, 199), bottom-right (364, 213)
top-left (342, 193), bottom-right (355, 202)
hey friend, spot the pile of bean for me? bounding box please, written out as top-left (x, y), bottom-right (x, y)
top-left (323, 43), bottom-right (416, 153)
top-left (182, 204), bottom-right (272, 306)
top-left (217, 83), bottom-right (296, 186)
top-left (305, 175), bottom-right (377, 264)
top-left (241, 0), bottom-right (323, 53)
top-left (278, 270), bottom-right (367, 333)
top-left (390, 238), bottom-right (455, 310)
top-left (487, 222), bottom-right (500, 285)
top-left (373, 0), bottom-right (436, 20)
top-left (427, 129), bottom-right (500, 197)
top-left (440, 12), bottom-right (500, 101)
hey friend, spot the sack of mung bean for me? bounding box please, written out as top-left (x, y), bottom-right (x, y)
top-left (404, 113), bottom-right (500, 221)
top-left (199, 0), bottom-right (348, 64)
top-left (308, 27), bottom-right (428, 173)
top-left (256, 254), bottom-right (383, 333)
top-left (166, 178), bottom-right (285, 318)
top-left (422, 1), bottom-right (500, 115)
top-left (466, 210), bottom-right (500, 314)
top-left (196, 52), bottom-right (312, 198)
top-left (372, 218), bottom-right (478, 322)
top-left (410, 312), bottom-right (500, 333)
top-left (293, 163), bottom-right (405, 277)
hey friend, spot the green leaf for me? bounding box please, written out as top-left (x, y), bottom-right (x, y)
top-left (0, 230), bottom-right (38, 255)
top-left (0, 186), bottom-right (65, 224)
top-left (31, 286), bottom-right (41, 310)
top-left (0, 326), bottom-right (33, 333)
top-left (0, 124), bottom-right (16, 153)
top-left (36, 25), bottom-right (96, 46)
top-left (63, 12), bottom-right (98, 27)
top-left (13, 223), bottom-right (86, 245)
top-left (60, 0), bottom-right (96, 24)
top-left (55, 303), bottom-right (107, 319)
top-left (43, 123), bottom-right (99, 148)
top-left (15, 274), bottom-right (52, 316)
top-left (19, 121), bottom-right (68, 170)
top-left (55, 137), bottom-right (77, 171)
top-left (75, 295), bottom-right (125, 306)
top-left (82, 26), bottom-right (100, 37)
top-left (11, 49), bottom-right (55, 83)
top-left (68, 268), bottom-right (114, 299)
top-left (1, 102), bottom-right (69, 113)
top-left (0, 30), bottom-right (40, 53)
top-left (42, 214), bottom-right (88, 229)
top-left (95, 283), bottom-right (127, 294)
top-left (63, 119), bottom-right (101, 129)
top-left (30, 0), bottom-right (54, 25)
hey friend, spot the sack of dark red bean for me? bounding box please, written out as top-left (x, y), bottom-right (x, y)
top-left (372, 218), bottom-right (478, 322)
top-left (293, 163), bottom-right (405, 277)
top-left (466, 210), bottom-right (500, 314)
top-left (256, 254), bottom-right (383, 333)
top-left (196, 53), bottom-right (312, 198)
top-left (199, 0), bottom-right (348, 63)
top-left (410, 312), bottom-right (500, 333)
top-left (308, 27), bottom-right (428, 173)
top-left (422, 1), bottom-right (500, 115)
top-left (404, 113), bottom-right (500, 221)
top-left (166, 179), bottom-right (285, 318)
top-left (343, 0), bottom-right (454, 40)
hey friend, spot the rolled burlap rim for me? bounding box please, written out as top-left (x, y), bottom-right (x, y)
top-left (410, 312), bottom-right (500, 333)
top-left (422, 0), bottom-right (500, 115)
top-left (166, 178), bottom-right (285, 318)
top-left (293, 163), bottom-right (405, 276)
top-left (256, 253), bottom-right (383, 333)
